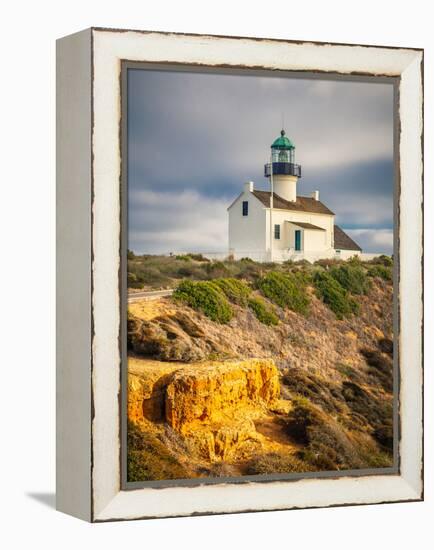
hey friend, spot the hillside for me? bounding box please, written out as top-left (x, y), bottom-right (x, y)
top-left (127, 255), bottom-right (394, 481)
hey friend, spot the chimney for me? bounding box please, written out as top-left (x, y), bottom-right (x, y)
top-left (311, 190), bottom-right (319, 201)
top-left (244, 181), bottom-right (254, 193)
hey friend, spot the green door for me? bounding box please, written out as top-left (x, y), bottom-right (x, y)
top-left (295, 230), bottom-right (301, 251)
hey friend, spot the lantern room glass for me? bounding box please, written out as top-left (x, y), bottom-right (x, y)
top-left (272, 148), bottom-right (295, 164)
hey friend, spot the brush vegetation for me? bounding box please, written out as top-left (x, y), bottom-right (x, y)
top-left (173, 280), bottom-right (233, 324)
top-left (248, 296), bottom-right (279, 326)
top-left (212, 277), bottom-right (251, 306)
top-left (127, 421), bottom-right (190, 481)
top-left (329, 264), bottom-right (371, 295)
top-left (257, 271), bottom-right (310, 314)
top-left (313, 271), bottom-right (360, 319)
top-left (129, 253), bottom-right (394, 322)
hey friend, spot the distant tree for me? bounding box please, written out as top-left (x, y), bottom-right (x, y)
top-left (127, 249), bottom-right (135, 260)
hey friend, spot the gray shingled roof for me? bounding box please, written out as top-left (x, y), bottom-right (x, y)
top-left (334, 225), bottom-right (362, 251)
top-left (252, 190), bottom-right (334, 216)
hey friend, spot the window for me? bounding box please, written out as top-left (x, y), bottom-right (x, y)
top-left (274, 224), bottom-right (280, 240)
top-left (242, 201), bottom-right (248, 216)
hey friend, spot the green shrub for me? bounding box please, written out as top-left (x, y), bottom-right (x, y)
top-left (205, 261), bottom-right (230, 278)
top-left (376, 255), bottom-right (393, 267)
top-left (313, 271), bottom-right (359, 319)
top-left (330, 264), bottom-right (370, 295)
top-left (236, 260), bottom-right (263, 282)
top-left (173, 280), bottom-right (233, 323)
top-left (248, 297), bottom-right (279, 326)
top-left (368, 265), bottom-right (393, 281)
top-left (127, 272), bottom-right (142, 289)
top-left (257, 271), bottom-right (310, 314)
top-left (213, 277), bottom-right (251, 306)
top-left (175, 254), bottom-right (192, 261)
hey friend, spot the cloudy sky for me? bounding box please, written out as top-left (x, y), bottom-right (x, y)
top-left (127, 68), bottom-right (395, 255)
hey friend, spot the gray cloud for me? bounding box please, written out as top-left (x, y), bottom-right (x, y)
top-left (346, 229), bottom-right (393, 255)
top-left (128, 189), bottom-right (228, 254)
top-left (127, 68), bottom-right (394, 255)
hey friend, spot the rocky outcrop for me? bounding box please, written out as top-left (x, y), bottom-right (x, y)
top-left (128, 359), bottom-right (180, 423)
top-left (165, 359), bottom-right (279, 432)
top-left (128, 310), bottom-right (230, 362)
top-left (128, 357), bottom-right (280, 460)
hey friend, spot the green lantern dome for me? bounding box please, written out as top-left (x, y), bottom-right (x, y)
top-left (271, 129), bottom-right (295, 150)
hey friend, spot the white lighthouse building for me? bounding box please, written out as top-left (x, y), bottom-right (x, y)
top-left (228, 129), bottom-right (362, 263)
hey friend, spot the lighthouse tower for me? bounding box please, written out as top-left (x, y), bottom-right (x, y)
top-left (264, 130), bottom-right (301, 202)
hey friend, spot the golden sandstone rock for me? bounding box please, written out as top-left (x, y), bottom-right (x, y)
top-left (128, 357), bottom-right (280, 460)
top-left (165, 359), bottom-right (279, 432)
top-left (128, 358), bottom-right (180, 423)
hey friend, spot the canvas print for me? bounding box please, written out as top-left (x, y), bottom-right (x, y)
top-left (125, 67), bottom-right (395, 484)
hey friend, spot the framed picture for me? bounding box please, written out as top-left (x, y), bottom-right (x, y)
top-left (56, 28), bottom-right (423, 522)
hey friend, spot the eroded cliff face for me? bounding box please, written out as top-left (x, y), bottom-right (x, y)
top-left (128, 357), bottom-right (285, 460)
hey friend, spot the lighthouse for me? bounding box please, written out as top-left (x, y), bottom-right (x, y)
top-left (264, 129), bottom-right (301, 202)
top-left (228, 128), bottom-right (363, 262)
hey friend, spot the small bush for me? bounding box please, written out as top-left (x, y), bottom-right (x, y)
top-left (282, 368), bottom-right (342, 413)
top-left (376, 255), bottom-right (393, 267)
top-left (257, 271), bottom-right (310, 315)
top-left (313, 271), bottom-right (359, 319)
top-left (330, 264), bottom-right (370, 295)
top-left (286, 398), bottom-right (364, 470)
top-left (173, 280), bottom-right (233, 323)
top-left (373, 424), bottom-right (394, 451)
top-left (188, 253), bottom-right (210, 262)
top-left (248, 297), bottom-right (279, 326)
top-left (235, 260), bottom-right (263, 283)
top-left (178, 265), bottom-right (210, 280)
top-left (360, 347), bottom-right (393, 392)
top-left (213, 277), bottom-right (251, 306)
top-left (127, 272), bottom-right (142, 289)
top-left (175, 254), bottom-right (192, 261)
top-left (245, 452), bottom-right (312, 475)
top-left (293, 259), bottom-right (311, 266)
top-left (314, 258), bottom-right (342, 269)
top-left (341, 380), bottom-right (393, 429)
top-left (127, 422), bottom-right (190, 481)
top-left (335, 363), bottom-right (363, 383)
top-left (368, 265), bottom-right (393, 281)
top-left (378, 337), bottom-right (393, 355)
top-left (176, 265), bottom-right (195, 277)
top-left (205, 261), bottom-right (230, 278)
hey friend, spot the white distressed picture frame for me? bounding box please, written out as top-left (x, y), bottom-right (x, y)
top-left (56, 28), bottom-right (423, 522)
